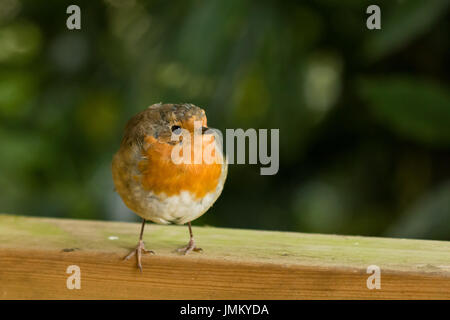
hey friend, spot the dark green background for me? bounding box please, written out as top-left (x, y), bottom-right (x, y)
top-left (1, 0), bottom-right (449, 240)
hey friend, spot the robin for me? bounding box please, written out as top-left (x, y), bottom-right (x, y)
top-left (112, 103), bottom-right (227, 272)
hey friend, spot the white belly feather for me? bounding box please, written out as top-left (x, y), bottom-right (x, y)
top-left (130, 162), bottom-right (227, 225)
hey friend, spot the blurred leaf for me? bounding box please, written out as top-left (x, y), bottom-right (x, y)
top-left (385, 181), bottom-right (450, 240)
top-left (0, 71), bottom-right (36, 118)
top-left (49, 33), bottom-right (89, 74)
top-left (0, 129), bottom-right (52, 170)
top-left (289, 6), bottom-right (323, 51)
top-left (232, 66), bottom-right (270, 126)
top-left (303, 52), bottom-right (342, 115)
top-left (176, 0), bottom-right (249, 72)
top-left (0, 20), bottom-right (42, 64)
top-left (292, 181), bottom-right (350, 233)
top-left (0, 0), bottom-right (21, 25)
top-left (359, 76), bottom-right (450, 146)
top-left (76, 92), bottom-right (120, 144)
top-left (365, 0), bottom-right (450, 60)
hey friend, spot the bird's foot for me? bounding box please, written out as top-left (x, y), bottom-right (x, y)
top-left (176, 239), bottom-right (203, 255)
top-left (123, 239), bottom-right (154, 272)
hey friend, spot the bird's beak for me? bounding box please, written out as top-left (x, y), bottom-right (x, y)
top-left (202, 126), bottom-right (211, 135)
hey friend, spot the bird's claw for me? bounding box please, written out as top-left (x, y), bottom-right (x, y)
top-left (176, 239), bottom-right (203, 255)
top-left (123, 240), bottom-right (154, 272)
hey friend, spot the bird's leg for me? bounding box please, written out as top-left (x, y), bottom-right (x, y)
top-left (177, 222), bottom-right (203, 255)
top-left (124, 219), bottom-right (154, 272)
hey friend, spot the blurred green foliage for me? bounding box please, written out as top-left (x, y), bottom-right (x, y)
top-left (0, 0), bottom-right (449, 240)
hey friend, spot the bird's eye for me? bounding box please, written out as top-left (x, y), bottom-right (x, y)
top-left (171, 125), bottom-right (181, 134)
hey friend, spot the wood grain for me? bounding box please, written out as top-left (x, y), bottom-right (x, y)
top-left (0, 214), bottom-right (449, 299)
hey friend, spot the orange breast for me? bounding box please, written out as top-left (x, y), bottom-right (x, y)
top-left (138, 135), bottom-right (222, 199)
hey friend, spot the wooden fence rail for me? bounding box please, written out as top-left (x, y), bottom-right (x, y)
top-left (0, 214), bottom-right (449, 299)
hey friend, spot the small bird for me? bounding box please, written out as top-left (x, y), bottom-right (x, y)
top-left (112, 103), bottom-right (227, 272)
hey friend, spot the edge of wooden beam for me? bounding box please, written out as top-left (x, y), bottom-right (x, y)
top-left (0, 214), bottom-right (449, 299)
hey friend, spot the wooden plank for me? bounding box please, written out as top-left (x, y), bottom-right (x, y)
top-left (0, 214), bottom-right (449, 299)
